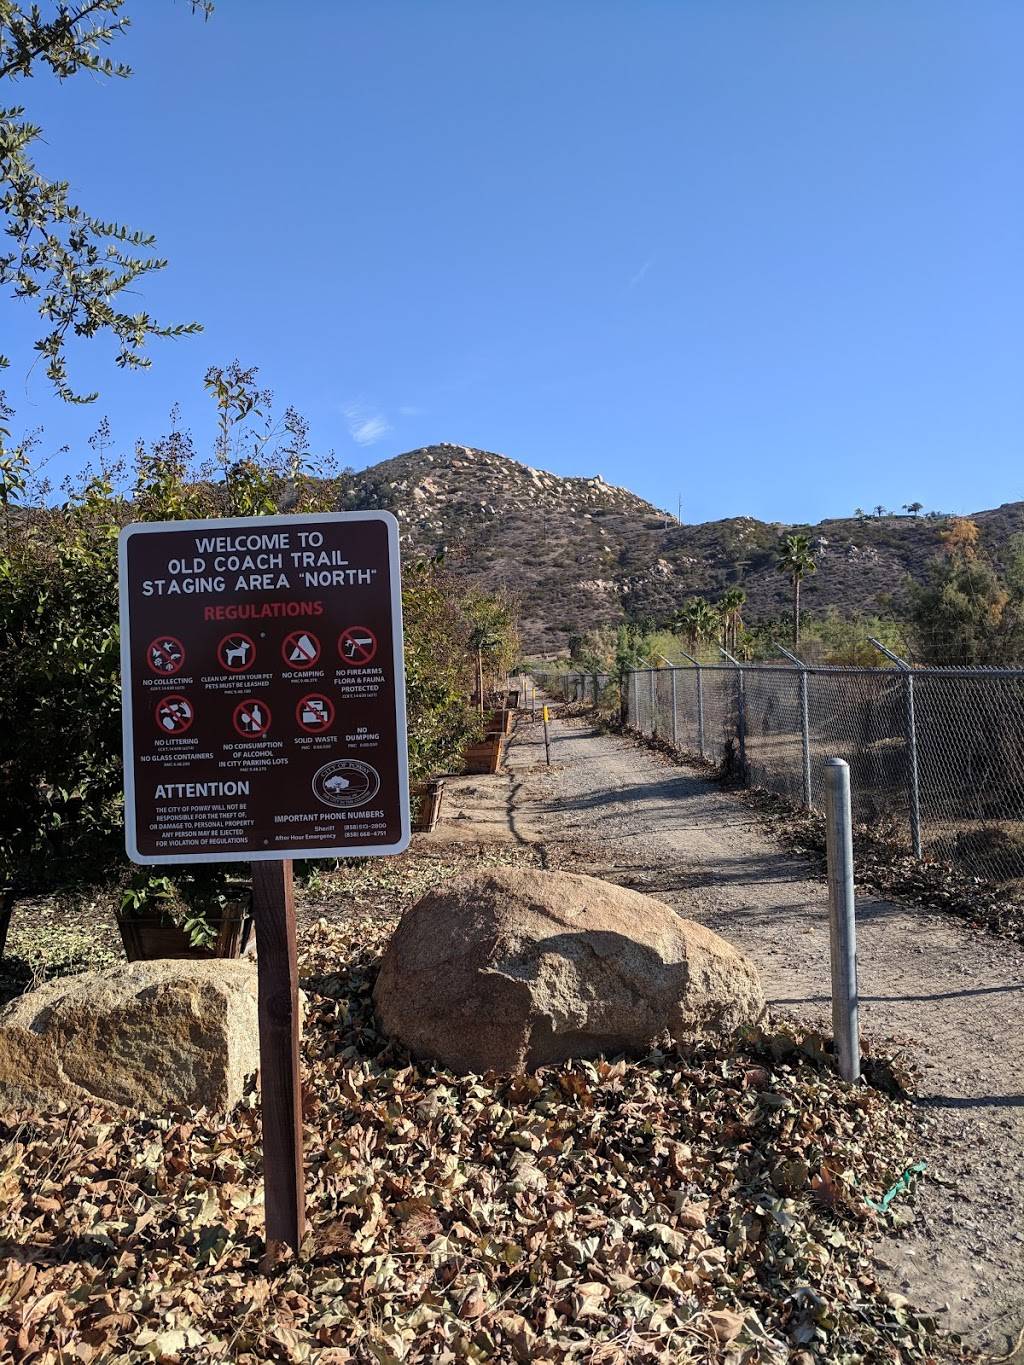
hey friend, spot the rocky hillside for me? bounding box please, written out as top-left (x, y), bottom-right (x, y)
top-left (335, 443), bottom-right (1024, 653)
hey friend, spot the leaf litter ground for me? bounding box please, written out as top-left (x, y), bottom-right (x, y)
top-left (0, 845), bottom-right (970, 1364)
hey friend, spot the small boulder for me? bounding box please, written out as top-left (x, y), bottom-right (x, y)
top-left (0, 958), bottom-right (260, 1113)
top-left (373, 868), bottom-right (764, 1073)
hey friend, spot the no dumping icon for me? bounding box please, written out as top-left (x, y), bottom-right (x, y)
top-left (338, 625), bottom-right (377, 666)
top-left (233, 699), bottom-right (272, 738)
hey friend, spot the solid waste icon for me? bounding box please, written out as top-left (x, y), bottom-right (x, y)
top-left (296, 693), bottom-right (335, 734)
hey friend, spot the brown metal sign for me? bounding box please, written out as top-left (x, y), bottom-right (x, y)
top-left (118, 512), bottom-right (409, 863)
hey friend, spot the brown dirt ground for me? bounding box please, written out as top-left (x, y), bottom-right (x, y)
top-left (432, 709), bottom-right (1024, 1362)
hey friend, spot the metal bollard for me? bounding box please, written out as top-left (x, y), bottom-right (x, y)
top-left (824, 758), bottom-right (860, 1082)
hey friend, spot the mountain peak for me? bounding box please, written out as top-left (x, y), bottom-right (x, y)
top-left (336, 446), bottom-right (1024, 652)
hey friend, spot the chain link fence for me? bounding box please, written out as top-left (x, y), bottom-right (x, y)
top-left (537, 664), bottom-right (1024, 885)
top-left (620, 661), bottom-right (1024, 885)
top-left (539, 670), bottom-right (615, 706)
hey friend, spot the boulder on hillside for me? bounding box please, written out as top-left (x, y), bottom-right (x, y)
top-left (0, 958), bottom-right (260, 1114)
top-left (373, 868), bottom-right (764, 1074)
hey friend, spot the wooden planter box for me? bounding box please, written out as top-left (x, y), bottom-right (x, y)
top-left (484, 709), bottom-right (512, 736)
top-left (411, 778), bottom-right (446, 833)
top-left (463, 735), bottom-right (504, 774)
top-left (116, 895), bottom-right (252, 962)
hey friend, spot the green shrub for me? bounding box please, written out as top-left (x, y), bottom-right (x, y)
top-left (0, 372), bottom-right (517, 900)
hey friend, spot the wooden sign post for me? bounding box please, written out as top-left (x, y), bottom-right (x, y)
top-left (118, 511), bottom-right (410, 1259)
top-left (251, 859), bottom-right (304, 1255)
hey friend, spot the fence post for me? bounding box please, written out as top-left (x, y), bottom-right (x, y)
top-left (655, 654), bottom-right (678, 747)
top-left (868, 638), bottom-right (923, 858)
top-left (678, 648), bottom-right (705, 758)
top-left (824, 758), bottom-right (861, 1082)
top-left (720, 647), bottom-right (746, 777)
top-left (648, 666), bottom-right (657, 739)
top-left (776, 643), bottom-right (812, 808)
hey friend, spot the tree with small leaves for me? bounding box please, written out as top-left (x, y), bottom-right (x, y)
top-left (904, 501), bottom-right (924, 517)
top-left (1, 2), bottom-right (210, 404)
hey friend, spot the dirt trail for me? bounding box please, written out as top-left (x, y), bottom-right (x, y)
top-left (496, 709), bottom-right (1024, 1360)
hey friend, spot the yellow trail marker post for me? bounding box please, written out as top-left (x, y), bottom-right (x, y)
top-left (542, 705), bottom-right (551, 766)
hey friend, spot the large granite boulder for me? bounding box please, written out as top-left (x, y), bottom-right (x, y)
top-left (0, 958), bottom-right (260, 1113)
top-left (374, 868), bottom-right (764, 1074)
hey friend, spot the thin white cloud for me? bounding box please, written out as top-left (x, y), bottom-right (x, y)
top-left (343, 402), bottom-right (391, 447)
top-left (629, 257), bottom-right (654, 288)
top-left (398, 404), bottom-right (426, 417)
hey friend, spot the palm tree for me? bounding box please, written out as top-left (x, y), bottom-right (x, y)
top-left (718, 587), bottom-right (747, 653)
top-left (674, 597), bottom-right (720, 653)
top-left (776, 534), bottom-right (817, 646)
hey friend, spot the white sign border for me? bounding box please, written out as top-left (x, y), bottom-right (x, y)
top-left (118, 510), bottom-right (411, 864)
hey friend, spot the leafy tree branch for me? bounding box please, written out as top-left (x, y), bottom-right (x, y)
top-left (0, 1), bottom-right (210, 402)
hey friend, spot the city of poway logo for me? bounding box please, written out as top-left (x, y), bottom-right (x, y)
top-left (312, 759), bottom-right (381, 808)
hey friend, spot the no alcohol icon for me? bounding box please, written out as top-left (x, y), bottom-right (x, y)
top-left (233, 699), bottom-right (272, 738)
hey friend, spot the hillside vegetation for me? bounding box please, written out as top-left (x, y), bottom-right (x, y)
top-left (335, 444), bottom-right (1024, 652)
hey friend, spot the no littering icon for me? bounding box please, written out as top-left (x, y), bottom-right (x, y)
top-left (155, 695), bottom-right (194, 734)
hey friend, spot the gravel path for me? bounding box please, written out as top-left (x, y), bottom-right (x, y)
top-left (506, 710), bottom-right (1024, 1360)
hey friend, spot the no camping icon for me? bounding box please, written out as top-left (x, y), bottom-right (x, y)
top-left (282, 630), bottom-right (321, 669)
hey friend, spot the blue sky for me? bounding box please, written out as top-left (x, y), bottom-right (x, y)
top-left (5, 1), bottom-right (1022, 523)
